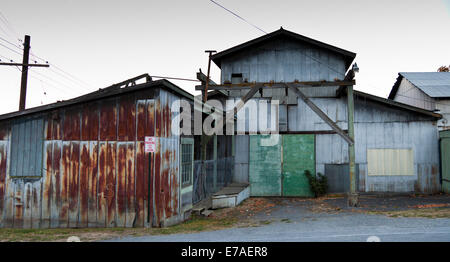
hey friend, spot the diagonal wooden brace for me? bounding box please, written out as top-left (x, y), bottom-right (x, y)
top-left (285, 83), bottom-right (354, 145)
top-left (214, 83), bottom-right (265, 132)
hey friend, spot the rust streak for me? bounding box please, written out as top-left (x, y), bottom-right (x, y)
top-left (79, 143), bottom-right (89, 227)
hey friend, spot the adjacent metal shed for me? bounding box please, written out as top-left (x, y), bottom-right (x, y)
top-left (0, 77), bottom-right (197, 229)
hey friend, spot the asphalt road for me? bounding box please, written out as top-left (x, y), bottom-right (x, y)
top-left (106, 201), bottom-right (450, 242)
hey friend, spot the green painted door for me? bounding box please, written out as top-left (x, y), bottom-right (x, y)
top-left (282, 134), bottom-right (315, 197)
top-left (249, 134), bottom-right (282, 196)
top-left (441, 137), bottom-right (450, 193)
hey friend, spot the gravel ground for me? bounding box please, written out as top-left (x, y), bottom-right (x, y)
top-left (105, 195), bottom-right (450, 242)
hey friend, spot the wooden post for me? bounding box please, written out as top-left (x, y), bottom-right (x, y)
top-left (347, 85), bottom-right (358, 207)
top-left (213, 135), bottom-right (218, 190)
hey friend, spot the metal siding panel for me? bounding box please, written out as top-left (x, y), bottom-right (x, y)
top-left (118, 95), bottom-right (136, 141)
top-left (135, 142), bottom-right (146, 227)
top-left (13, 180), bottom-right (23, 228)
top-left (23, 182), bottom-right (32, 228)
top-left (249, 135), bottom-right (281, 196)
top-left (99, 99), bottom-right (117, 141)
top-left (31, 180), bottom-right (41, 228)
top-left (42, 141), bottom-right (53, 228)
top-left (59, 142), bottom-right (70, 227)
top-left (441, 137), bottom-right (450, 193)
top-left (79, 142), bottom-right (89, 227)
top-left (68, 142), bottom-right (80, 227)
top-left (153, 138), bottom-right (162, 225)
top-left (368, 149), bottom-right (414, 176)
top-left (106, 142), bottom-right (117, 227)
top-left (0, 142), bottom-right (7, 226)
top-left (125, 143), bottom-right (135, 227)
top-left (50, 141), bottom-right (62, 228)
top-left (88, 141), bottom-right (98, 227)
top-left (324, 164), bottom-right (359, 193)
top-left (282, 134), bottom-right (315, 197)
top-left (97, 142), bottom-right (107, 227)
top-left (116, 143), bottom-right (127, 227)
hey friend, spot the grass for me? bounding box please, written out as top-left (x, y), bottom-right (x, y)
top-left (0, 214), bottom-right (238, 242)
top-left (369, 207), bottom-right (450, 219)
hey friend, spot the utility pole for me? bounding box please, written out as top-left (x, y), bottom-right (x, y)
top-left (19, 35), bottom-right (31, 111)
top-left (347, 84), bottom-right (358, 207)
top-left (0, 35), bottom-right (49, 111)
top-left (345, 64), bottom-right (359, 207)
top-left (203, 50), bottom-right (216, 102)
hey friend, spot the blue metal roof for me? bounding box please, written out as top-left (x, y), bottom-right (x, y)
top-left (400, 72), bottom-right (450, 98)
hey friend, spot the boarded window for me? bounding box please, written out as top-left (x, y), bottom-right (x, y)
top-left (10, 117), bottom-right (44, 177)
top-left (367, 149), bottom-right (414, 176)
top-left (181, 140), bottom-right (194, 187)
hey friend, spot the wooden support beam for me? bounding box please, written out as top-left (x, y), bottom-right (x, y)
top-left (195, 80), bottom-right (355, 91)
top-left (285, 83), bottom-right (354, 145)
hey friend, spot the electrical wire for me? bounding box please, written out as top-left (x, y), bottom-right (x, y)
top-left (0, 41), bottom-right (22, 56)
top-left (209, 0), bottom-right (267, 34)
top-left (0, 35), bottom-right (21, 50)
top-left (0, 10), bottom-right (20, 41)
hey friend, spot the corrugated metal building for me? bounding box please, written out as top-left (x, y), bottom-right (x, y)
top-left (388, 72), bottom-right (450, 130)
top-left (0, 76), bottom-right (199, 228)
top-left (204, 28), bottom-right (442, 196)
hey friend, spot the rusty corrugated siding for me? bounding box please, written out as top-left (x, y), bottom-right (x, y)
top-left (0, 87), bottom-right (186, 228)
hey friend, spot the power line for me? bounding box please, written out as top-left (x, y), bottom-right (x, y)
top-left (209, 0), bottom-right (267, 34)
top-left (208, 1), bottom-right (346, 77)
top-left (0, 35), bottom-right (21, 50)
top-left (28, 68), bottom-right (85, 95)
top-left (0, 53), bottom-right (15, 62)
top-left (27, 51), bottom-right (94, 90)
top-left (0, 10), bottom-right (20, 41)
top-left (0, 41), bottom-right (22, 56)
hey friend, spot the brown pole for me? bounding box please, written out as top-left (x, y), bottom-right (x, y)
top-left (19, 35), bottom-right (31, 111)
top-left (203, 50), bottom-right (216, 102)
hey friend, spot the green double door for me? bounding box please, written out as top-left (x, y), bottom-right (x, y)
top-left (249, 134), bottom-right (315, 197)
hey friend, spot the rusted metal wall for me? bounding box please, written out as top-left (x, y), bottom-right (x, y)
top-left (0, 87), bottom-right (188, 228)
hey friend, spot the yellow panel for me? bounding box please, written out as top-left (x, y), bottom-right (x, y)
top-left (367, 149), bottom-right (414, 176)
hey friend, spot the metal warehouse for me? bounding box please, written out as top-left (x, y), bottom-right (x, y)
top-left (0, 75), bottom-right (215, 229)
top-left (197, 28), bottom-right (443, 198)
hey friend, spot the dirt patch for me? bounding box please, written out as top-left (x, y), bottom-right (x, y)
top-left (0, 214), bottom-right (238, 242)
top-left (369, 207), bottom-right (450, 219)
top-left (210, 198), bottom-right (276, 221)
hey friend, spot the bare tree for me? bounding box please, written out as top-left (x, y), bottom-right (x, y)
top-left (438, 65), bottom-right (450, 72)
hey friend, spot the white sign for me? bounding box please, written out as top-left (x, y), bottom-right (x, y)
top-left (145, 136), bottom-right (156, 153)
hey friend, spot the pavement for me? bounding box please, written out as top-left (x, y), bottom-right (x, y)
top-left (105, 195), bottom-right (450, 242)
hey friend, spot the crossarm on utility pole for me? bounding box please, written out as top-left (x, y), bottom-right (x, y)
top-left (285, 83), bottom-right (354, 145)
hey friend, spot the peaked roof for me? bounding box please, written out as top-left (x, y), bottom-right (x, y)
top-left (211, 27), bottom-right (356, 70)
top-left (389, 72), bottom-right (450, 99)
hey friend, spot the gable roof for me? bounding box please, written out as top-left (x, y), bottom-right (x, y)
top-left (0, 78), bottom-right (193, 121)
top-left (388, 72), bottom-right (450, 99)
top-left (211, 27), bottom-right (356, 70)
top-left (353, 90), bottom-right (441, 119)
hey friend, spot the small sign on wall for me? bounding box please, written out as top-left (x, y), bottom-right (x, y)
top-left (145, 136), bottom-right (156, 153)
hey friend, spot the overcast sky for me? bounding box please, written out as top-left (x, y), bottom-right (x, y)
top-left (0, 0), bottom-right (449, 114)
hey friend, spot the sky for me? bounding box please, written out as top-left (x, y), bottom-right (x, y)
top-left (0, 0), bottom-right (449, 114)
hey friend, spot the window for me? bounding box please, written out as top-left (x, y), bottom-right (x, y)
top-left (181, 139), bottom-right (194, 187)
top-left (231, 73), bottom-right (243, 84)
top-left (367, 149), bottom-right (414, 176)
top-left (10, 117), bottom-right (44, 178)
